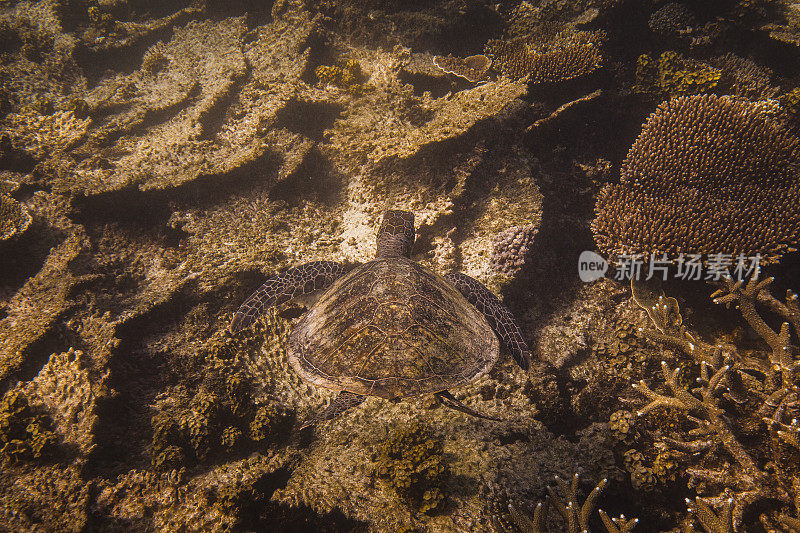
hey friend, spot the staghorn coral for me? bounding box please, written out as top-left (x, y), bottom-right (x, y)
top-left (593, 94), bottom-right (800, 264)
top-left (629, 272), bottom-right (800, 529)
top-left (505, 474), bottom-right (637, 533)
top-left (486, 29), bottom-right (603, 83)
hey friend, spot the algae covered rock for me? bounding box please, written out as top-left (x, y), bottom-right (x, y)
top-left (0, 193), bottom-right (31, 243)
top-left (377, 420), bottom-right (449, 513)
top-left (0, 389), bottom-right (58, 463)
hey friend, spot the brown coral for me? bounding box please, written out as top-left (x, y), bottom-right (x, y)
top-left (486, 30), bottom-right (602, 83)
top-left (713, 53), bottom-right (779, 100)
top-left (593, 94), bottom-right (800, 264)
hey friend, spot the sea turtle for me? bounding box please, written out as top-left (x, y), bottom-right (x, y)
top-left (231, 210), bottom-right (532, 426)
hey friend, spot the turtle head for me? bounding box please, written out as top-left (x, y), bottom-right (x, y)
top-left (376, 210), bottom-right (415, 258)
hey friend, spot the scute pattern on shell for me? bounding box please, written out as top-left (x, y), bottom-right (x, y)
top-left (288, 258), bottom-right (499, 400)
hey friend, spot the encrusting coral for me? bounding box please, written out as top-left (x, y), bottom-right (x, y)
top-left (634, 51), bottom-right (722, 98)
top-left (150, 367), bottom-right (294, 470)
top-left (0, 193), bottom-right (31, 243)
top-left (0, 389), bottom-right (58, 463)
top-left (593, 93), bottom-right (800, 264)
top-left (315, 59), bottom-right (370, 95)
top-left (376, 419), bottom-right (449, 513)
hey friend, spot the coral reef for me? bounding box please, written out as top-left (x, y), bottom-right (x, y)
top-left (593, 94), bottom-right (800, 264)
top-left (0, 0), bottom-right (797, 530)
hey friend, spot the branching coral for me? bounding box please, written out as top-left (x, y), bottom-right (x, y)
top-left (593, 94), bottom-right (800, 264)
top-left (630, 272), bottom-right (800, 528)
top-left (506, 474), bottom-right (637, 533)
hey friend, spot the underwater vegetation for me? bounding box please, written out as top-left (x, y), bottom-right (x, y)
top-left (0, 0), bottom-right (799, 531)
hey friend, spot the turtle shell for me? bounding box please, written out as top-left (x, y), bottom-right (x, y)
top-left (287, 257), bottom-right (499, 400)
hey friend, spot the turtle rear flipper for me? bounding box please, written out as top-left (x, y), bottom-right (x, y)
top-left (435, 390), bottom-right (501, 421)
top-left (231, 261), bottom-right (346, 333)
top-left (444, 271), bottom-right (532, 370)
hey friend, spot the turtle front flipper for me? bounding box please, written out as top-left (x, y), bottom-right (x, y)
top-left (444, 271), bottom-right (532, 370)
top-left (435, 390), bottom-right (501, 421)
top-left (300, 390), bottom-right (365, 430)
top-left (230, 261), bottom-right (346, 333)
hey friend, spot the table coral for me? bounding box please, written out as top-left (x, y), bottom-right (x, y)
top-left (593, 94), bottom-right (800, 264)
top-left (486, 29), bottom-right (603, 83)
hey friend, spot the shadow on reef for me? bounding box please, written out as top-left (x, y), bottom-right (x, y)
top-left (86, 283), bottom-right (202, 477)
top-left (69, 149), bottom-right (283, 228)
top-left (268, 146), bottom-right (345, 206)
